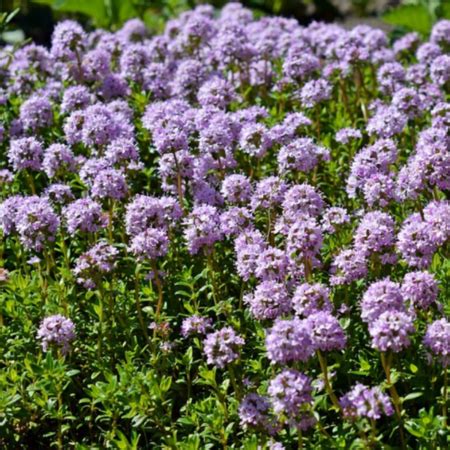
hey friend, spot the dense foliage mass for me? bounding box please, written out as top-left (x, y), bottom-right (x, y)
top-left (0, 3), bottom-right (449, 448)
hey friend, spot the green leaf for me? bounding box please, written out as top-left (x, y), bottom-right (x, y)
top-left (32, 0), bottom-right (108, 27)
top-left (410, 363), bottom-right (419, 374)
top-left (382, 5), bottom-right (432, 35)
top-left (403, 392), bottom-right (423, 402)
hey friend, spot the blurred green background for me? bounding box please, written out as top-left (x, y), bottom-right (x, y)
top-left (0, 0), bottom-right (449, 46)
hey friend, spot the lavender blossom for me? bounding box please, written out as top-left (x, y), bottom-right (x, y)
top-left (203, 327), bottom-right (244, 368)
top-left (360, 279), bottom-right (405, 323)
top-left (368, 310), bottom-right (415, 353)
top-left (340, 384), bottom-right (394, 420)
top-left (129, 228), bottom-right (169, 261)
top-left (424, 319), bottom-right (450, 367)
top-left (401, 271), bottom-right (438, 310)
top-left (265, 318), bottom-right (314, 364)
top-left (292, 283), bottom-right (332, 317)
top-left (183, 205), bottom-right (223, 254)
top-left (181, 315), bottom-right (212, 338)
top-left (63, 198), bottom-right (106, 234)
top-left (244, 280), bottom-right (291, 320)
top-left (73, 241), bottom-right (118, 289)
top-left (37, 314), bottom-right (76, 354)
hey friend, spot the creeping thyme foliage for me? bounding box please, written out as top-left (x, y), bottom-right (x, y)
top-left (0, 4), bottom-right (449, 448)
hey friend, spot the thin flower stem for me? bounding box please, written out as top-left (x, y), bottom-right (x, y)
top-left (134, 271), bottom-right (150, 347)
top-left (172, 151), bottom-right (185, 213)
top-left (444, 365), bottom-right (448, 428)
top-left (108, 199), bottom-right (114, 243)
top-left (297, 428), bottom-right (303, 449)
top-left (151, 260), bottom-right (164, 321)
top-left (370, 418), bottom-right (377, 448)
top-left (26, 171), bottom-right (36, 195)
top-left (206, 251), bottom-right (219, 307)
top-left (381, 352), bottom-right (406, 450)
top-left (317, 350), bottom-right (341, 412)
top-left (227, 364), bottom-right (241, 401)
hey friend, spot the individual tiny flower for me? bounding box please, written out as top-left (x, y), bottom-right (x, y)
top-left (401, 271), bottom-right (438, 310)
top-left (181, 315), bottom-right (212, 338)
top-left (368, 310), bottom-right (415, 353)
top-left (424, 318), bottom-right (450, 367)
top-left (340, 384), bottom-right (394, 420)
top-left (203, 326), bottom-right (244, 368)
top-left (37, 314), bottom-right (76, 354)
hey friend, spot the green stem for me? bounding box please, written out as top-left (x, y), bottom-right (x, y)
top-left (381, 352), bottom-right (406, 450)
top-left (297, 427), bottom-right (303, 449)
top-left (134, 271), bottom-right (150, 347)
top-left (151, 260), bottom-right (164, 322)
top-left (108, 199), bottom-right (114, 243)
top-left (370, 418), bottom-right (377, 448)
top-left (172, 151), bottom-right (185, 214)
top-left (444, 366), bottom-right (448, 428)
top-left (304, 257), bottom-right (312, 282)
top-left (317, 350), bottom-right (341, 412)
top-left (228, 365), bottom-right (241, 401)
top-left (206, 251), bottom-right (219, 307)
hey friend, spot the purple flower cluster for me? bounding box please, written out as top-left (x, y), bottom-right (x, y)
top-left (340, 384), bottom-right (394, 420)
top-left (268, 369), bottom-right (315, 430)
top-left (0, 5), bottom-right (448, 445)
top-left (37, 314), bottom-right (76, 354)
top-left (73, 241), bottom-right (118, 288)
top-left (265, 318), bottom-right (314, 364)
top-left (424, 319), bottom-right (450, 367)
top-left (203, 326), bottom-right (244, 368)
top-left (181, 315), bottom-right (212, 338)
